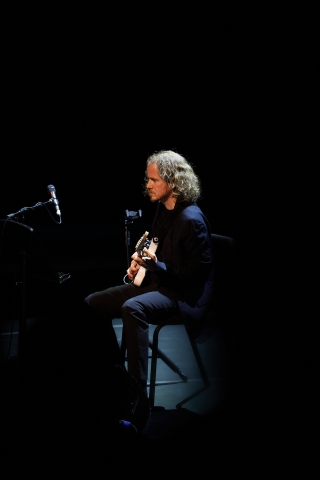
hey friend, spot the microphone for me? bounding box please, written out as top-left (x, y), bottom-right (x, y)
top-left (47, 184), bottom-right (61, 218)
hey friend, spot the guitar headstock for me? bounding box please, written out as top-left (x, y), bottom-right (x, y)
top-left (135, 231), bottom-right (149, 255)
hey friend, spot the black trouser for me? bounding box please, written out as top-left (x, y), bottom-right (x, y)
top-left (84, 282), bottom-right (180, 389)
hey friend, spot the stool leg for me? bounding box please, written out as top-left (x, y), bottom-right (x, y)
top-left (120, 328), bottom-right (127, 367)
top-left (176, 331), bottom-right (210, 409)
top-left (148, 325), bottom-right (161, 409)
top-left (149, 340), bottom-right (188, 381)
top-left (188, 334), bottom-right (210, 388)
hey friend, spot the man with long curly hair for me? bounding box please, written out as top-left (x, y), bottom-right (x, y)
top-left (85, 150), bottom-right (214, 397)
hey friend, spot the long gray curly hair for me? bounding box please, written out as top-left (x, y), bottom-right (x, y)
top-left (144, 150), bottom-right (202, 202)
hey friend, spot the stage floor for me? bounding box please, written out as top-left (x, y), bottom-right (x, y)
top-left (1, 317), bottom-right (228, 439)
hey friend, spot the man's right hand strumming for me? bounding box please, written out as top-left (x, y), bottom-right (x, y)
top-left (127, 253), bottom-right (141, 282)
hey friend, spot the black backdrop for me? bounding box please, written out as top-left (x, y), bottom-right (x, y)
top-left (1, 9), bottom-right (285, 268)
top-left (1, 6), bottom-right (316, 334)
top-left (1, 6), bottom-right (253, 275)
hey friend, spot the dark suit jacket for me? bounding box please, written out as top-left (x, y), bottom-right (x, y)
top-left (151, 201), bottom-right (214, 326)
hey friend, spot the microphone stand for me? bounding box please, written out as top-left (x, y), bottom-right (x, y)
top-left (124, 209), bottom-right (142, 269)
top-left (121, 209), bottom-right (142, 362)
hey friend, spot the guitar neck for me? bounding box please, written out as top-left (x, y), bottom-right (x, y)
top-left (133, 236), bottom-right (159, 287)
top-left (135, 231), bottom-right (149, 256)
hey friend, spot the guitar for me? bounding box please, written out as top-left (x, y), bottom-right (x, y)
top-left (133, 231), bottom-right (159, 286)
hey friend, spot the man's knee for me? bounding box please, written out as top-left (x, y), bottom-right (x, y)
top-left (121, 298), bottom-right (148, 327)
top-left (85, 292), bottom-right (103, 310)
top-left (84, 293), bottom-right (93, 307)
top-left (121, 295), bottom-right (145, 313)
top-left (121, 299), bottom-right (134, 321)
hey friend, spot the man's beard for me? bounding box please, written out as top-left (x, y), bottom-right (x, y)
top-left (148, 193), bottom-right (157, 202)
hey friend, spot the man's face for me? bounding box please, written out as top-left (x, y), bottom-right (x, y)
top-left (146, 163), bottom-right (173, 204)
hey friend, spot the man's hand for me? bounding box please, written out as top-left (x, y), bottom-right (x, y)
top-left (131, 248), bottom-right (157, 272)
top-left (127, 254), bottom-right (141, 281)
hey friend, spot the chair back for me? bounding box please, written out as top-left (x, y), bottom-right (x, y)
top-left (211, 233), bottom-right (236, 314)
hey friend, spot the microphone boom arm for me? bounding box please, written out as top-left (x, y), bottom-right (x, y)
top-left (7, 199), bottom-right (56, 222)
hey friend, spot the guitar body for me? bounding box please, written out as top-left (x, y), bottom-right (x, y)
top-left (133, 234), bottom-right (159, 287)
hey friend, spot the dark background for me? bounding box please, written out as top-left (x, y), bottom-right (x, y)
top-left (0, 4), bottom-right (317, 473)
top-left (0, 5), bottom-right (316, 320)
